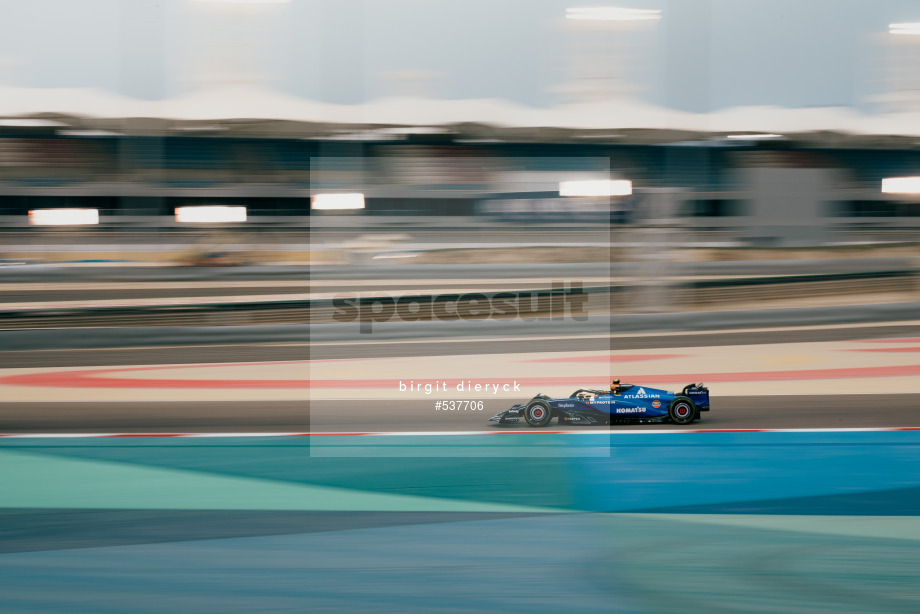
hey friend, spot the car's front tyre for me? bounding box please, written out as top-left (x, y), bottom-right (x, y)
top-left (524, 400), bottom-right (554, 427)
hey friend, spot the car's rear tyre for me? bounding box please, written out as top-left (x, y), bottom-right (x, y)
top-left (669, 396), bottom-right (696, 425)
top-left (524, 400), bottom-right (554, 427)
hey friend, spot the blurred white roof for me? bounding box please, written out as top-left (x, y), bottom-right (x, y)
top-left (3, 84), bottom-right (920, 137)
top-left (0, 87), bottom-right (139, 118)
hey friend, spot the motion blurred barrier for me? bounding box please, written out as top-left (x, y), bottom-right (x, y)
top-left (5, 300), bottom-right (920, 351)
top-left (0, 268), bottom-right (916, 329)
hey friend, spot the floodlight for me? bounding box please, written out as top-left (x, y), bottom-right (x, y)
top-left (175, 205), bottom-right (247, 223)
top-left (566, 7), bottom-right (661, 21)
top-left (29, 209), bottom-right (99, 226)
top-left (559, 180), bottom-right (632, 197)
top-left (890, 23), bottom-right (920, 35)
top-left (882, 177), bottom-right (920, 194)
top-left (311, 193), bottom-right (366, 210)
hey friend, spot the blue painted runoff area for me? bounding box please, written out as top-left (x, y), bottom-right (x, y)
top-left (1, 430), bottom-right (918, 514)
top-left (1, 430), bottom-right (918, 613)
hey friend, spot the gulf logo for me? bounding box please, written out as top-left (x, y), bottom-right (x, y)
top-left (652, 400), bottom-right (661, 409)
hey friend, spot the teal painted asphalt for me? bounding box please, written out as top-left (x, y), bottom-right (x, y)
top-left (3, 431), bottom-right (918, 513)
top-left (1, 513), bottom-right (918, 614)
top-left (1, 431), bottom-right (918, 613)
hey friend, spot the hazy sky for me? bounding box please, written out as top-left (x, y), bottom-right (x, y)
top-left (1, 0), bottom-right (920, 112)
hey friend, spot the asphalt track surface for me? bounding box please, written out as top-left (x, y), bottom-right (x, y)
top-left (0, 394), bottom-right (917, 433)
top-left (1, 322), bottom-right (919, 433)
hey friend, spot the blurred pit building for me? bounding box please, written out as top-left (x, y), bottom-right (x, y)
top-left (1, 113), bottom-right (920, 244)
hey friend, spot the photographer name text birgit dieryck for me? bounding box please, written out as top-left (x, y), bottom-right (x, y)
top-left (399, 380), bottom-right (522, 395)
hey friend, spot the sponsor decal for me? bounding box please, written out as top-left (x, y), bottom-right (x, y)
top-left (616, 408), bottom-right (644, 414)
top-left (652, 400), bottom-right (661, 409)
top-left (627, 387), bottom-right (660, 399)
top-left (558, 402), bottom-right (575, 408)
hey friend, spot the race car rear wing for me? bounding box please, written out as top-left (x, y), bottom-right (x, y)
top-left (683, 383), bottom-right (710, 411)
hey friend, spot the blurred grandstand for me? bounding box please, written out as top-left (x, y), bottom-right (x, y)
top-left (0, 98), bottom-right (919, 244)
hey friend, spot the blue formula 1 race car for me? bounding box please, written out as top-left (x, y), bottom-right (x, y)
top-left (489, 381), bottom-right (710, 427)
